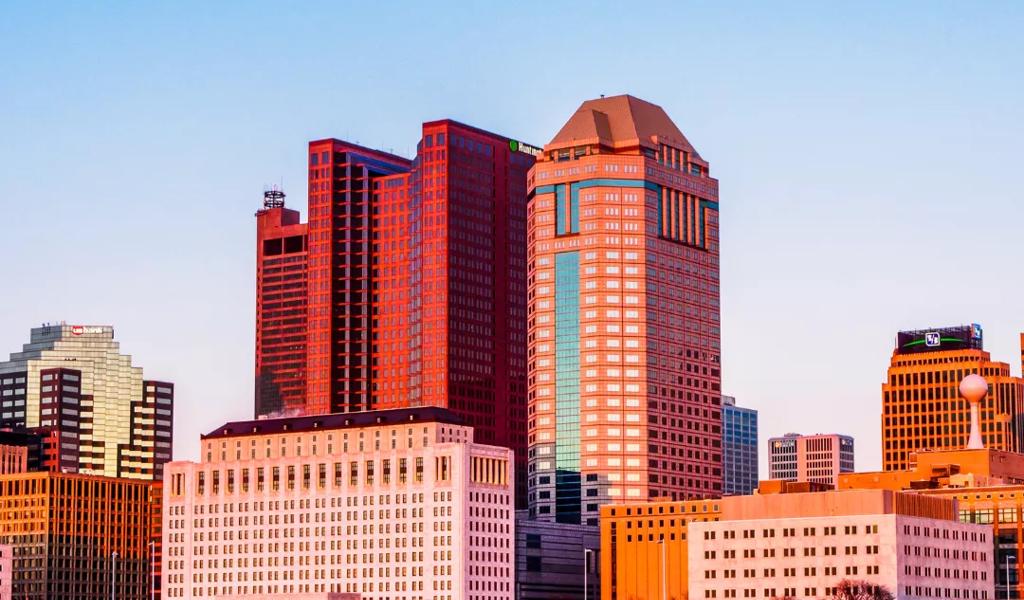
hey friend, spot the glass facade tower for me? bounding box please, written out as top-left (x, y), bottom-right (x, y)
top-left (721, 395), bottom-right (758, 495)
top-left (528, 95), bottom-right (723, 525)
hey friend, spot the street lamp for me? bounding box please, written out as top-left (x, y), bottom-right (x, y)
top-left (583, 547), bottom-right (594, 600)
top-left (657, 538), bottom-right (667, 600)
top-left (1007, 554), bottom-right (1018, 600)
top-left (111, 551), bottom-right (118, 600)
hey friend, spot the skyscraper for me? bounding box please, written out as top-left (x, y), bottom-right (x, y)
top-left (767, 432), bottom-right (854, 487)
top-left (304, 141), bottom-right (411, 416)
top-left (722, 395), bottom-right (758, 495)
top-left (882, 324), bottom-right (1024, 471)
top-left (527, 95), bottom-right (723, 525)
top-left (254, 187), bottom-right (308, 417)
top-left (0, 324), bottom-right (173, 480)
top-left (256, 121), bottom-right (535, 504)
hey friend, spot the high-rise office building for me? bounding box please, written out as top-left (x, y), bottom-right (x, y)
top-left (163, 407), bottom-right (514, 600)
top-left (256, 122), bottom-right (534, 505)
top-left (0, 472), bottom-right (155, 599)
top-left (882, 324), bottom-right (1024, 471)
top-left (0, 324), bottom-right (173, 480)
top-left (526, 95), bottom-right (722, 525)
top-left (768, 432), bottom-right (854, 487)
top-left (255, 188), bottom-right (309, 417)
top-left (722, 395), bottom-right (758, 495)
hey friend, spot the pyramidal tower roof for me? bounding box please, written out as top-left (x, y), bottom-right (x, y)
top-left (547, 94), bottom-right (700, 157)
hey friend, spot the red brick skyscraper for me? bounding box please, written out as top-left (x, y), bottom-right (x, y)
top-left (255, 121), bottom-right (534, 504)
top-left (254, 189), bottom-right (308, 416)
top-left (527, 95), bottom-right (722, 525)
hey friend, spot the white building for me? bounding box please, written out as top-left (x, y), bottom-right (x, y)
top-left (687, 489), bottom-right (993, 600)
top-left (162, 407), bottom-right (513, 600)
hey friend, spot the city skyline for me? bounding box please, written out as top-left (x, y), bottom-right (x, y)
top-left (3, 2), bottom-right (1024, 478)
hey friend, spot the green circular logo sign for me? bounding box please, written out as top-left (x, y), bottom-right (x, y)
top-left (509, 140), bottom-right (520, 152)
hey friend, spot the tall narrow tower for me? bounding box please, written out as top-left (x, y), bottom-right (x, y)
top-left (255, 187), bottom-right (308, 417)
top-left (527, 95), bottom-right (723, 524)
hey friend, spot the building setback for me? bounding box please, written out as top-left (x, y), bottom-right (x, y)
top-left (768, 432), bottom-right (854, 488)
top-left (0, 472), bottom-right (155, 599)
top-left (882, 325), bottom-right (1024, 471)
top-left (527, 95), bottom-right (723, 526)
top-left (162, 407), bottom-right (514, 600)
top-left (0, 324), bottom-right (173, 480)
top-left (255, 122), bottom-right (534, 506)
top-left (721, 395), bottom-right (758, 495)
top-left (255, 188), bottom-right (309, 417)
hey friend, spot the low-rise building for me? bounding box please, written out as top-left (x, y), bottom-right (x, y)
top-left (840, 447), bottom-right (1024, 599)
top-left (601, 482), bottom-right (994, 600)
top-left (688, 489), bottom-right (993, 600)
top-left (163, 407), bottom-right (514, 600)
top-left (0, 471), bottom-right (154, 599)
top-left (768, 432), bottom-right (854, 487)
top-left (514, 513), bottom-right (599, 599)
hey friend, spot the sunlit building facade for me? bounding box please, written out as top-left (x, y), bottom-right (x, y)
top-left (255, 188), bottom-right (309, 417)
top-left (768, 432), bottom-right (854, 488)
top-left (882, 325), bottom-right (1024, 471)
top-left (0, 472), bottom-right (155, 599)
top-left (162, 407), bottom-right (514, 600)
top-left (0, 324), bottom-right (173, 480)
top-left (527, 94), bottom-right (723, 525)
top-left (256, 122), bottom-right (534, 506)
top-left (688, 490), bottom-right (993, 600)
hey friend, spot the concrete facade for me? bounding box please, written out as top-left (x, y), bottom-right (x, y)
top-left (689, 512), bottom-right (993, 600)
top-left (163, 408), bottom-right (514, 600)
top-left (769, 433), bottom-right (854, 487)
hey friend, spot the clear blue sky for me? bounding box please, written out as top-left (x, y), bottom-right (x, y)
top-left (2, 2), bottom-right (1022, 474)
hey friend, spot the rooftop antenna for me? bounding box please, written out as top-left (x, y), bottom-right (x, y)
top-left (263, 185), bottom-right (286, 209)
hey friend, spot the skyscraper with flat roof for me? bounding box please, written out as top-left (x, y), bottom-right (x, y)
top-left (254, 188), bottom-right (308, 417)
top-left (527, 95), bottom-right (723, 525)
top-left (882, 324), bottom-right (1024, 471)
top-left (722, 395), bottom-right (758, 495)
top-left (256, 121), bottom-right (535, 506)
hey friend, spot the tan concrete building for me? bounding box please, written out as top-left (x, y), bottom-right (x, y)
top-left (768, 433), bottom-right (854, 487)
top-left (163, 407), bottom-right (514, 600)
top-left (601, 484), bottom-right (993, 600)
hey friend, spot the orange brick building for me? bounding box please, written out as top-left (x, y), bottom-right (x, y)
top-left (0, 472), bottom-right (154, 599)
top-left (882, 325), bottom-right (1024, 471)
